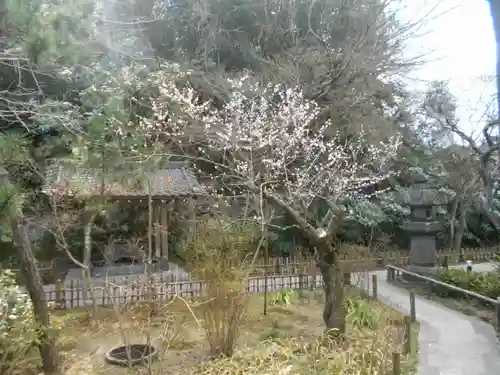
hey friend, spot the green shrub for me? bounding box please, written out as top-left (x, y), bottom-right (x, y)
top-left (435, 268), bottom-right (500, 302)
top-left (0, 270), bottom-right (62, 374)
top-left (271, 289), bottom-right (297, 306)
top-left (0, 270), bottom-right (36, 374)
top-left (345, 296), bottom-right (379, 330)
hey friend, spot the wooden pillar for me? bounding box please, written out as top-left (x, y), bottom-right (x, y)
top-left (82, 212), bottom-right (95, 271)
top-left (154, 202), bottom-right (161, 260)
top-left (81, 211), bottom-right (95, 303)
top-left (83, 221), bottom-right (92, 270)
top-left (187, 197), bottom-right (197, 242)
top-left (160, 202), bottom-right (169, 260)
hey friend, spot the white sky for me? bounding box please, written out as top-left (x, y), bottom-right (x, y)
top-left (400, 0), bottom-right (497, 134)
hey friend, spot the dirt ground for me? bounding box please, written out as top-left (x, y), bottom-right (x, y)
top-left (40, 288), bottom-right (413, 375)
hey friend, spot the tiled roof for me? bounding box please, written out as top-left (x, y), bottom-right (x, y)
top-left (43, 160), bottom-right (206, 198)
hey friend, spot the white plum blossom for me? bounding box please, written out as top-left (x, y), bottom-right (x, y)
top-left (170, 77), bottom-right (398, 205)
top-left (0, 270), bottom-right (32, 335)
top-left (0, 269), bottom-right (34, 363)
top-left (132, 72), bottom-right (400, 218)
top-left (0, 270), bottom-right (50, 373)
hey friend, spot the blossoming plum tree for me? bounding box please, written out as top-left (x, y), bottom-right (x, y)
top-left (143, 73), bottom-right (401, 333)
top-left (62, 64), bottom-right (399, 333)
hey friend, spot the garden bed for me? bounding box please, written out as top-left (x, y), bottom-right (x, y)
top-left (15, 288), bottom-right (419, 375)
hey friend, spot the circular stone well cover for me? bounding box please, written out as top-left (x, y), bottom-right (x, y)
top-left (105, 344), bottom-right (158, 366)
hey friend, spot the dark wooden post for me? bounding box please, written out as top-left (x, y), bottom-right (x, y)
top-left (372, 274), bottom-right (378, 299)
top-left (263, 228), bottom-right (269, 316)
top-left (161, 202), bottom-right (170, 260)
top-left (343, 272), bottom-right (351, 286)
top-left (409, 291), bottom-right (416, 322)
top-left (387, 267), bottom-right (396, 281)
top-left (403, 316), bottom-right (412, 355)
top-left (425, 279), bottom-right (432, 298)
top-left (51, 260), bottom-right (57, 284)
top-left (392, 352), bottom-right (401, 375)
top-left (496, 297), bottom-right (500, 332)
top-left (308, 261), bottom-right (315, 291)
top-left (55, 279), bottom-right (62, 308)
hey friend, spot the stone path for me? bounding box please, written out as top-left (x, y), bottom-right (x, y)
top-left (368, 268), bottom-right (500, 375)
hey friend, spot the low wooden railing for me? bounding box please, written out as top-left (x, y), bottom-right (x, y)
top-left (386, 264), bottom-right (500, 331)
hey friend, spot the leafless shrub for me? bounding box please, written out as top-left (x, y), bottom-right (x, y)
top-left (184, 217), bottom-right (256, 357)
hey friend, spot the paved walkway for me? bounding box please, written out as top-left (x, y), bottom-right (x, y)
top-left (451, 262), bottom-right (496, 272)
top-left (367, 269), bottom-right (500, 375)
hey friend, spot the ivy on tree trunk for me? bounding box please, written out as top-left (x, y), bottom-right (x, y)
top-left (13, 218), bottom-right (59, 374)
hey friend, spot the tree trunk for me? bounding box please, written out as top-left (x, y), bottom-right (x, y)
top-left (449, 196), bottom-right (459, 249)
top-left (80, 212), bottom-right (98, 318)
top-left (83, 217), bottom-right (92, 272)
top-left (318, 247), bottom-right (346, 335)
top-left (489, 0), bottom-right (500, 116)
top-left (453, 200), bottom-right (467, 255)
top-left (82, 214), bottom-right (93, 299)
top-left (262, 193), bottom-right (346, 333)
top-left (13, 219), bottom-right (59, 374)
top-left (0, 0), bottom-right (7, 37)
top-left (488, 0), bottom-right (500, 230)
top-left (146, 179), bottom-right (155, 313)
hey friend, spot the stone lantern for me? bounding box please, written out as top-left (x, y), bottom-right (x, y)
top-left (399, 172), bottom-right (452, 275)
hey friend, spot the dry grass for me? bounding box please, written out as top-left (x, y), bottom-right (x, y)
top-left (16, 287), bottom-right (419, 375)
top-left (49, 291), bottom-right (422, 375)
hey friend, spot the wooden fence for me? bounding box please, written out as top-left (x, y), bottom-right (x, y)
top-left (33, 246), bottom-right (498, 309)
top-left (47, 273), bottom-right (325, 309)
top-left (42, 257), bottom-right (376, 309)
top-left (249, 246), bottom-right (499, 277)
top-left (438, 247), bottom-right (499, 263)
top-left (3, 246), bottom-right (498, 292)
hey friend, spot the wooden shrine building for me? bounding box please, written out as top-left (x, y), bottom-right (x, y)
top-left (42, 159), bottom-right (206, 263)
